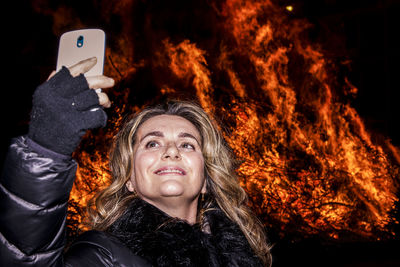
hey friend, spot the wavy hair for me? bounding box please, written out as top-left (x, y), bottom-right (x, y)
top-left (87, 100), bottom-right (272, 266)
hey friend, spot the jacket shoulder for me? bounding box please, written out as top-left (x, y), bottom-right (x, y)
top-left (65, 230), bottom-right (151, 267)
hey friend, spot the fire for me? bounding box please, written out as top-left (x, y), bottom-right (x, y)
top-left (163, 39), bottom-right (213, 112)
top-left (32, 0), bottom-right (399, 240)
top-left (214, 0), bottom-right (399, 239)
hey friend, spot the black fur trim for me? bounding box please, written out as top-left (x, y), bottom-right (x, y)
top-left (107, 198), bottom-right (263, 267)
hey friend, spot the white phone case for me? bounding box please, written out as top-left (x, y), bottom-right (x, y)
top-left (56, 29), bottom-right (105, 77)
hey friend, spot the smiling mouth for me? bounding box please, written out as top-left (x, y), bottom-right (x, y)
top-left (154, 167), bottom-right (186, 175)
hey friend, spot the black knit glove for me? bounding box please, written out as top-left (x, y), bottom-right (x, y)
top-left (28, 67), bottom-right (107, 155)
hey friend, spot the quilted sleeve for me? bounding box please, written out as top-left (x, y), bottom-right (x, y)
top-left (0, 136), bottom-right (77, 266)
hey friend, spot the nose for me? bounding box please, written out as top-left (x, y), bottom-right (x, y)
top-left (162, 143), bottom-right (181, 160)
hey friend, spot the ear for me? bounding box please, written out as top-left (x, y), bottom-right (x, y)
top-left (126, 180), bottom-right (135, 192)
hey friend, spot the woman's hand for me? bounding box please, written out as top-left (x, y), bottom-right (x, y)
top-left (28, 57), bottom-right (115, 156)
top-left (48, 57), bottom-right (114, 107)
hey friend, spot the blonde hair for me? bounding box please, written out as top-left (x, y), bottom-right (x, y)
top-left (87, 100), bottom-right (272, 266)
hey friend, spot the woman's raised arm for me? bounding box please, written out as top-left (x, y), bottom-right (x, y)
top-left (0, 58), bottom-right (114, 266)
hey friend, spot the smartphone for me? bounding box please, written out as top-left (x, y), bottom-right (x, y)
top-left (56, 29), bottom-right (105, 76)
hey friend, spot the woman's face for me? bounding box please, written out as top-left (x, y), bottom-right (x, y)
top-left (126, 114), bottom-right (206, 211)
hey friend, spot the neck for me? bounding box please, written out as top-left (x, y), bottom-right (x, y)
top-left (141, 197), bottom-right (199, 224)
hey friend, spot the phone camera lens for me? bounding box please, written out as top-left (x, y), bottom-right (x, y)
top-left (77, 35), bottom-right (84, 48)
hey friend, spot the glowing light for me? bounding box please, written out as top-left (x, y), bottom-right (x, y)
top-left (286, 5), bottom-right (293, 12)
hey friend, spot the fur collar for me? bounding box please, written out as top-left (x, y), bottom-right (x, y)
top-left (107, 198), bottom-right (263, 267)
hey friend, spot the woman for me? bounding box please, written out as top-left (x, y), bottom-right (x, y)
top-left (0, 58), bottom-right (272, 266)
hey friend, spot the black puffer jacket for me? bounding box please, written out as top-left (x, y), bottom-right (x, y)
top-left (0, 136), bottom-right (149, 267)
top-left (0, 137), bottom-right (263, 266)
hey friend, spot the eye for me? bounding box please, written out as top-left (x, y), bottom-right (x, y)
top-left (180, 142), bottom-right (195, 150)
top-left (145, 141), bottom-right (160, 148)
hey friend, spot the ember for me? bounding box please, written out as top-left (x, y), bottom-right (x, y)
top-left (30, 0), bottom-right (399, 241)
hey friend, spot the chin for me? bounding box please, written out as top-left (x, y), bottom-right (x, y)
top-left (159, 180), bottom-right (185, 197)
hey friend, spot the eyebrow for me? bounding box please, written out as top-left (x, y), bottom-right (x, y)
top-left (139, 131), bottom-right (201, 145)
top-left (139, 131), bottom-right (164, 143)
top-left (178, 132), bottom-right (201, 145)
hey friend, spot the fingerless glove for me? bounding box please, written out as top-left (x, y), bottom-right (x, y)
top-left (28, 67), bottom-right (107, 155)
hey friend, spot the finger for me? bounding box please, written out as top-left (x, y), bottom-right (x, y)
top-left (86, 75), bottom-right (115, 89)
top-left (72, 89), bottom-right (111, 110)
top-left (97, 92), bottom-right (111, 108)
top-left (68, 57), bottom-right (97, 77)
top-left (81, 108), bottom-right (108, 129)
top-left (46, 67), bottom-right (89, 96)
top-left (47, 70), bottom-right (56, 81)
top-left (72, 90), bottom-right (100, 111)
